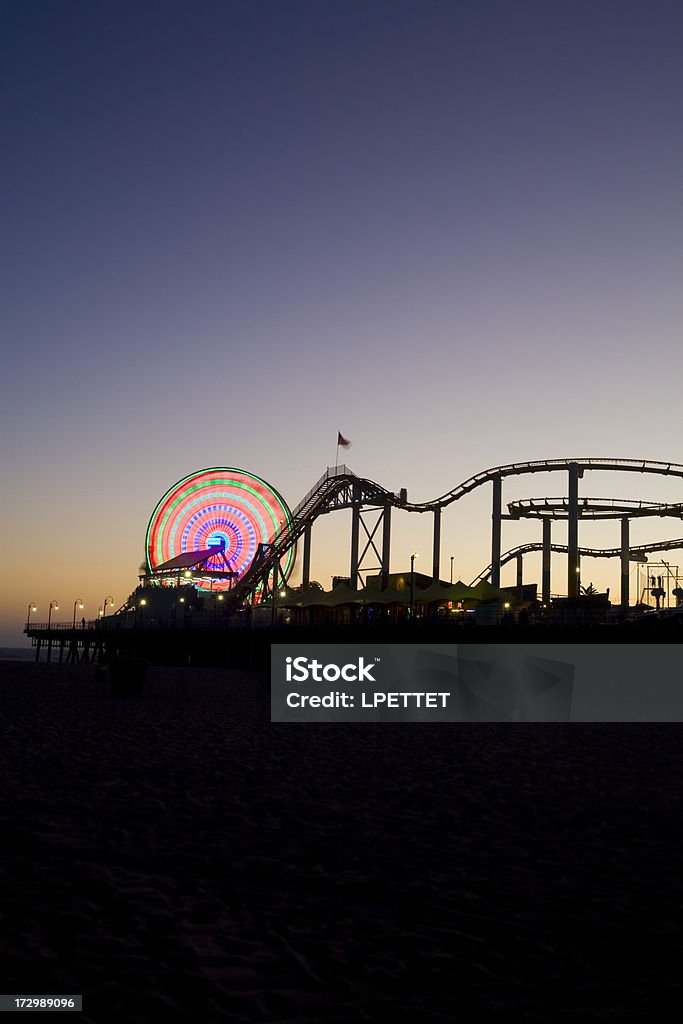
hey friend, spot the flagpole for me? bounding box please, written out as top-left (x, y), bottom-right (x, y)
top-left (335, 431), bottom-right (351, 471)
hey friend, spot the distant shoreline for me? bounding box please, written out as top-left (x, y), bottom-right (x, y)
top-left (0, 647), bottom-right (35, 663)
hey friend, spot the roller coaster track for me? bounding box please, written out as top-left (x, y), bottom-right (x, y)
top-left (469, 537), bottom-right (683, 586)
top-left (229, 466), bottom-right (392, 605)
top-left (228, 458), bottom-right (683, 605)
top-left (506, 497), bottom-right (683, 520)
top-left (402, 458), bottom-right (683, 512)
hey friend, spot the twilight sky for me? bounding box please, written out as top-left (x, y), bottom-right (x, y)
top-left (2, 0), bottom-right (682, 642)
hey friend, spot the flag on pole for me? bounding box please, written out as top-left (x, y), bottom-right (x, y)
top-left (337, 432), bottom-right (351, 448)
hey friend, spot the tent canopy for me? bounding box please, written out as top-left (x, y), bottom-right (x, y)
top-left (154, 543), bottom-right (229, 572)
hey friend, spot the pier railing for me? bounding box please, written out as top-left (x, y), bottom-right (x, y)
top-left (25, 621), bottom-right (98, 632)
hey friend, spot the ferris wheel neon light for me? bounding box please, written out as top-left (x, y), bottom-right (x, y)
top-left (145, 468), bottom-right (295, 592)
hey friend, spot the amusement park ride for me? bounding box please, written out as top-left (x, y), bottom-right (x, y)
top-left (24, 457), bottom-right (683, 664)
top-left (139, 459), bottom-right (683, 613)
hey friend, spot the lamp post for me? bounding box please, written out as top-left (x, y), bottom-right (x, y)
top-left (48, 601), bottom-right (59, 630)
top-left (140, 598), bottom-right (147, 627)
top-left (450, 555), bottom-right (454, 584)
top-left (102, 596), bottom-right (114, 620)
top-left (73, 599), bottom-right (84, 629)
top-left (410, 552), bottom-right (418, 619)
top-left (26, 603), bottom-right (37, 629)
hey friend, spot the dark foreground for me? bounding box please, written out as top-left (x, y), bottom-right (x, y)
top-left (0, 661), bottom-right (680, 1021)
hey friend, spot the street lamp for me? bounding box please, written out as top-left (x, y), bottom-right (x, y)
top-left (410, 552), bottom-right (418, 619)
top-left (48, 601), bottom-right (59, 629)
top-left (102, 596), bottom-right (114, 620)
top-left (73, 599), bottom-right (84, 628)
top-left (450, 555), bottom-right (454, 584)
top-left (26, 603), bottom-right (37, 629)
top-left (140, 598), bottom-right (147, 627)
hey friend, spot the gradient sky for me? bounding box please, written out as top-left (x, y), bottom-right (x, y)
top-left (2, 0), bottom-right (682, 643)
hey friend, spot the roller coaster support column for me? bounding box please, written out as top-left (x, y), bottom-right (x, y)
top-left (350, 480), bottom-right (361, 590)
top-left (491, 477), bottom-right (502, 588)
top-left (302, 524), bottom-right (312, 591)
top-left (517, 553), bottom-right (523, 601)
top-left (271, 560), bottom-right (279, 626)
top-left (432, 508), bottom-right (441, 582)
top-left (568, 463), bottom-right (581, 598)
top-left (382, 502), bottom-right (391, 588)
top-left (621, 517), bottom-right (630, 611)
top-left (542, 518), bottom-right (552, 605)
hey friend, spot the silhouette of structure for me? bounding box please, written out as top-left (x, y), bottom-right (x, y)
top-left (204, 459), bottom-right (683, 613)
top-left (27, 458), bottom-right (683, 658)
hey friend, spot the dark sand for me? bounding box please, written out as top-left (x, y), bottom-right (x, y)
top-left (0, 661), bottom-right (680, 1022)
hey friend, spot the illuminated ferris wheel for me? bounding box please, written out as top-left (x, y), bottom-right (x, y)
top-left (145, 467), bottom-right (296, 593)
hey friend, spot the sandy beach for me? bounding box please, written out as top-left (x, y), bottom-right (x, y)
top-left (0, 659), bottom-right (680, 1022)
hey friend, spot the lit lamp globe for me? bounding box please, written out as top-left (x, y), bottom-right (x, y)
top-left (48, 601), bottom-right (59, 629)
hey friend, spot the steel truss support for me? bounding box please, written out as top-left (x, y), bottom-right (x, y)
top-left (568, 463), bottom-right (582, 597)
top-left (382, 503), bottom-right (391, 588)
top-left (302, 524), bottom-right (312, 591)
top-left (246, 543), bottom-right (279, 604)
top-left (350, 481), bottom-right (361, 589)
top-left (270, 557), bottom-right (278, 625)
top-left (542, 518), bottom-right (552, 605)
top-left (621, 517), bottom-right (630, 610)
top-left (351, 498), bottom-right (392, 589)
top-left (432, 508), bottom-right (441, 582)
top-left (491, 476), bottom-right (502, 588)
